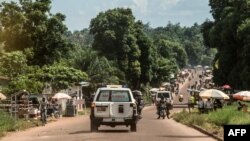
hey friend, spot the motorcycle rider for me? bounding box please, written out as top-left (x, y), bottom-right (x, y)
top-left (157, 97), bottom-right (167, 119)
top-left (135, 92), bottom-right (144, 119)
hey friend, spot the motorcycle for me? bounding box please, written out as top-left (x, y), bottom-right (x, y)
top-left (47, 105), bottom-right (60, 119)
top-left (159, 103), bottom-right (167, 119)
top-left (157, 102), bottom-right (171, 119)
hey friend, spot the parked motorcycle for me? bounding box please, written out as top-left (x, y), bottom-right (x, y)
top-left (47, 105), bottom-right (60, 119)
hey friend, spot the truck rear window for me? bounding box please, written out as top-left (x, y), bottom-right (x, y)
top-left (96, 90), bottom-right (131, 102)
top-left (157, 93), bottom-right (170, 99)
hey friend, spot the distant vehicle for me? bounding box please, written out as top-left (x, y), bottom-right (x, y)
top-left (90, 85), bottom-right (139, 132)
top-left (155, 91), bottom-right (173, 109)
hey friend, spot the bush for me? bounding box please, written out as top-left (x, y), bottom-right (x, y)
top-left (0, 110), bottom-right (41, 138)
top-left (0, 110), bottom-right (17, 132)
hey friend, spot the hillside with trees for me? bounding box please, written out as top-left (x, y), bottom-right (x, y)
top-left (0, 0), bottom-right (215, 94)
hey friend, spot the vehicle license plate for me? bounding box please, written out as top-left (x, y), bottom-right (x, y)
top-left (97, 107), bottom-right (106, 111)
top-left (103, 118), bottom-right (124, 122)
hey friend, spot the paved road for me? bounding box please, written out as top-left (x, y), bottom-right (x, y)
top-left (173, 69), bottom-right (202, 107)
top-left (1, 69), bottom-right (214, 141)
top-left (0, 106), bottom-right (215, 141)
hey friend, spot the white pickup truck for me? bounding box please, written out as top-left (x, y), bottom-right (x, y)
top-left (155, 90), bottom-right (174, 109)
top-left (90, 85), bottom-right (138, 132)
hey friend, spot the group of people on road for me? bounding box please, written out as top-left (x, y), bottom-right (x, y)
top-left (39, 97), bottom-right (62, 126)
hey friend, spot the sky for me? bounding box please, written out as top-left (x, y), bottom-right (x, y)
top-left (2, 0), bottom-right (213, 31)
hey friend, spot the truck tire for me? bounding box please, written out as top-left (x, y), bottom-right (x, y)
top-left (90, 120), bottom-right (98, 132)
top-left (130, 122), bottom-right (137, 132)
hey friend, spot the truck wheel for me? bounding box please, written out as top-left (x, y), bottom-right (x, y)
top-left (90, 120), bottom-right (98, 132)
top-left (130, 122), bottom-right (137, 132)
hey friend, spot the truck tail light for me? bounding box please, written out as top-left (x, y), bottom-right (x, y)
top-left (130, 103), bottom-right (136, 108)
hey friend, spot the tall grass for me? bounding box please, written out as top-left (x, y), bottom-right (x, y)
top-left (0, 110), bottom-right (17, 131)
top-left (173, 102), bottom-right (250, 137)
top-left (207, 105), bottom-right (250, 125)
top-left (0, 110), bottom-right (17, 137)
top-left (0, 110), bottom-right (40, 138)
top-left (173, 109), bottom-right (207, 126)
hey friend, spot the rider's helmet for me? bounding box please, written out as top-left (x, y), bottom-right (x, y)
top-left (179, 94), bottom-right (183, 98)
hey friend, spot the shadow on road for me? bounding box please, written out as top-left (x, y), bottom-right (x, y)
top-left (159, 135), bottom-right (210, 138)
top-left (69, 130), bottom-right (91, 134)
top-left (98, 129), bottom-right (129, 133)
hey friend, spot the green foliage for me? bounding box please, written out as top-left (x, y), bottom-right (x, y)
top-left (65, 29), bottom-right (93, 48)
top-left (151, 57), bottom-right (177, 86)
top-left (202, 0), bottom-right (250, 89)
top-left (144, 22), bottom-right (214, 67)
top-left (0, 0), bottom-right (71, 66)
top-left (135, 25), bottom-right (154, 83)
top-left (90, 8), bottom-right (143, 88)
top-left (0, 1), bottom-right (211, 92)
top-left (156, 39), bottom-right (187, 68)
top-left (39, 64), bottom-right (88, 92)
top-left (0, 110), bottom-right (42, 137)
top-left (173, 104), bottom-right (250, 127)
top-left (207, 105), bottom-right (250, 125)
top-left (0, 110), bottom-right (17, 133)
top-left (87, 56), bottom-right (120, 84)
top-left (1, 63), bottom-right (88, 94)
top-left (0, 51), bottom-right (27, 79)
top-left (4, 74), bottom-right (44, 94)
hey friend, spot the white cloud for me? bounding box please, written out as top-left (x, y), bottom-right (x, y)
top-left (160, 0), bottom-right (181, 10)
top-left (132, 0), bottom-right (148, 14)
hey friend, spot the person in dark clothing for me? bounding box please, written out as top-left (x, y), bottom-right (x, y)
top-left (213, 99), bottom-right (222, 111)
top-left (198, 97), bottom-right (205, 114)
top-left (237, 101), bottom-right (245, 111)
top-left (134, 92), bottom-right (144, 118)
top-left (40, 97), bottom-right (48, 125)
top-left (156, 97), bottom-right (169, 119)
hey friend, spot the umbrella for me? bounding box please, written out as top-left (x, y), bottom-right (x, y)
top-left (52, 92), bottom-right (71, 99)
top-left (0, 92), bottom-right (7, 100)
top-left (150, 88), bottom-right (159, 92)
top-left (222, 84), bottom-right (231, 89)
top-left (162, 82), bottom-right (171, 87)
top-left (196, 65), bottom-right (202, 68)
top-left (233, 91), bottom-right (250, 101)
top-left (199, 89), bottom-right (229, 100)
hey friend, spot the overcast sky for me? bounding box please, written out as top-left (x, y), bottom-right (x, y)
top-left (2, 0), bottom-right (213, 31)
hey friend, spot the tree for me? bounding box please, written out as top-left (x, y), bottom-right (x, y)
top-left (90, 8), bottom-right (141, 88)
top-left (135, 21), bottom-right (154, 84)
top-left (155, 39), bottom-right (187, 68)
top-left (38, 64), bottom-right (88, 92)
top-left (202, 0), bottom-right (250, 89)
top-left (0, 51), bottom-right (27, 79)
top-left (65, 28), bottom-right (93, 48)
top-left (151, 57), bottom-right (177, 86)
top-left (0, 0), bottom-right (71, 66)
top-left (87, 56), bottom-right (121, 85)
